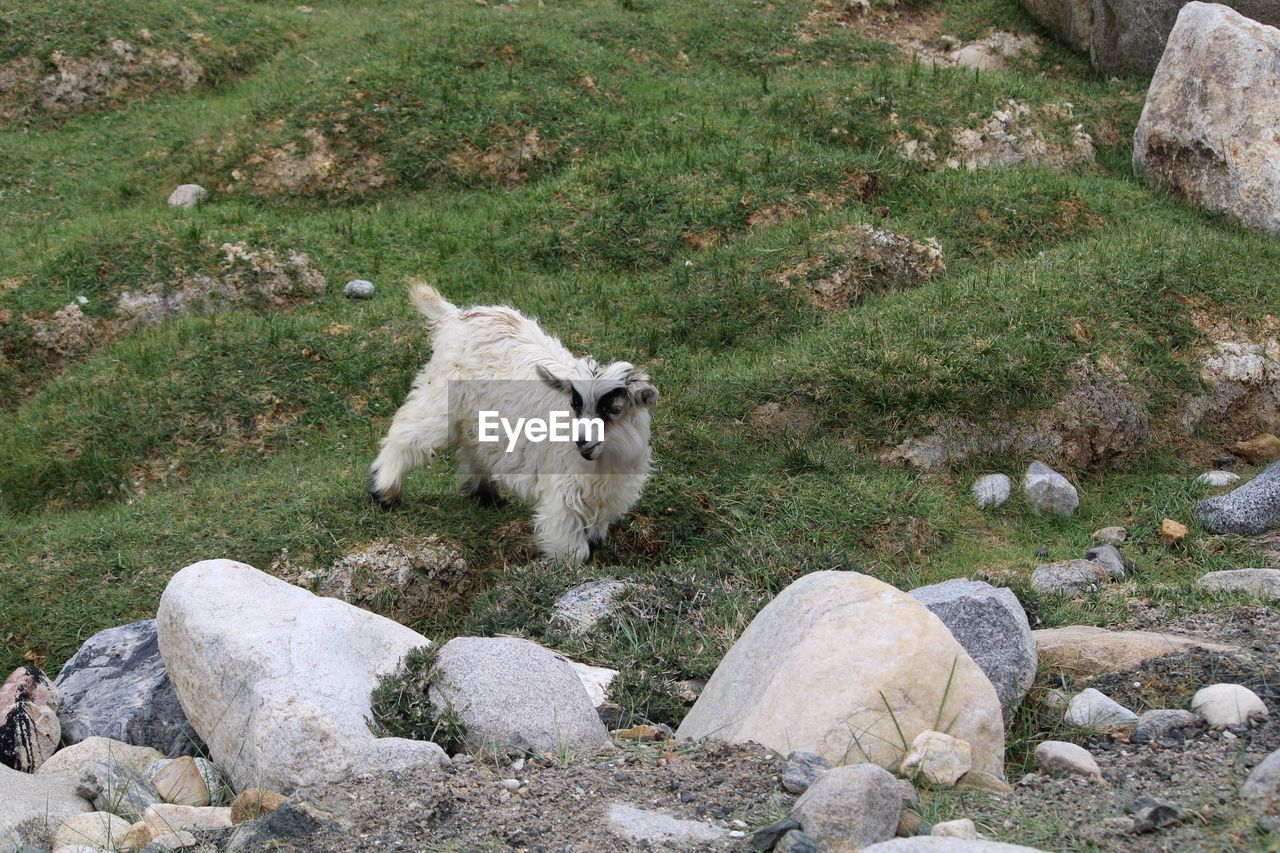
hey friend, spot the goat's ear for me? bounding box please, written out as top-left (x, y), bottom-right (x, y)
top-left (626, 369), bottom-right (659, 408)
top-left (536, 364), bottom-right (573, 395)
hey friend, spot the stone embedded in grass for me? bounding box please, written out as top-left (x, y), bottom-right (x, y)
top-left (1133, 4), bottom-right (1280, 236)
top-left (0, 664), bottom-right (61, 773)
top-left (791, 764), bottom-right (901, 850)
top-left (52, 811), bottom-right (132, 852)
top-left (1197, 470), bottom-right (1241, 488)
top-left (900, 731), bottom-right (972, 788)
top-left (780, 750), bottom-right (833, 795)
top-left (1196, 461), bottom-right (1280, 536)
top-left (167, 184), bottom-right (208, 209)
top-left (1196, 569), bottom-right (1280, 600)
top-left (1160, 518), bottom-right (1188, 543)
top-left (1191, 683), bottom-right (1267, 727)
top-left (971, 474), bottom-right (1012, 509)
top-left (1031, 559), bottom-right (1107, 595)
top-left (552, 579), bottom-right (633, 633)
top-left (1034, 741), bottom-right (1101, 780)
top-left (1092, 526), bottom-right (1127, 545)
top-left (1083, 544), bottom-right (1130, 580)
top-left (75, 758), bottom-right (161, 821)
top-left (343, 279), bottom-right (375, 299)
top-left (1023, 461), bottom-right (1078, 516)
top-left (1065, 688), bottom-right (1138, 728)
top-left (779, 223), bottom-right (945, 311)
top-left (53, 619), bottom-right (201, 758)
top-left (907, 579), bottom-right (1037, 719)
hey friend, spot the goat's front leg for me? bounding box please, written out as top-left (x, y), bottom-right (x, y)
top-left (533, 504), bottom-right (591, 564)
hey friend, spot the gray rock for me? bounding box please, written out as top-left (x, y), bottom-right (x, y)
top-left (1128, 796), bottom-right (1180, 832)
top-left (1065, 688), bottom-right (1138, 728)
top-left (167, 184), bottom-right (208, 209)
top-left (1134, 709), bottom-right (1202, 740)
top-left (780, 750), bottom-right (832, 795)
top-left (1034, 741), bottom-right (1101, 779)
top-left (971, 474), bottom-right (1012, 509)
top-left (1197, 470), bottom-right (1241, 488)
top-left (0, 664), bottom-right (60, 773)
top-left (908, 579), bottom-right (1036, 718)
top-left (1242, 747), bottom-right (1280, 800)
top-left (75, 758), bottom-right (160, 821)
top-left (777, 829), bottom-right (821, 852)
top-left (1197, 463), bottom-right (1280, 535)
top-left (55, 620), bottom-right (202, 757)
top-left (343, 279), bottom-right (375, 299)
top-left (429, 637), bottom-right (612, 758)
top-left (1023, 462), bottom-right (1078, 517)
top-left (552, 580), bottom-right (632, 633)
top-left (792, 764), bottom-right (900, 850)
top-left (1083, 544), bottom-right (1130, 580)
top-left (1134, 4), bottom-right (1280, 236)
top-left (749, 815), bottom-right (799, 849)
top-left (225, 798), bottom-right (340, 852)
top-left (861, 838), bottom-right (1048, 851)
top-left (606, 803), bottom-right (726, 845)
top-left (1031, 559), bottom-right (1108, 595)
top-left (1092, 526), bottom-right (1127, 545)
top-left (0, 764), bottom-right (93, 848)
top-left (1196, 569), bottom-right (1280, 600)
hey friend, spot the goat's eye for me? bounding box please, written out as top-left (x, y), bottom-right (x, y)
top-left (570, 391), bottom-right (582, 412)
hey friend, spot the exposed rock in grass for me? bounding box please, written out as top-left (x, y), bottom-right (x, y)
top-left (29, 303), bottom-right (94, 358)
top-left (1092, 526), bottom-right (1127, 545)
top-left (1196, 470), bottom-right (1240, 487)
top-left (1160, 517), bottom-right (1189, 542)
top-left (896, 101), bottom-right (1094, 172)
top-left (1082, 544), bottom-right (1129, 580)
top-left (448, 125), bottom-right (551, 184)
top-left (1181, 340), bottom-right (1280, 436)
top-left (1034, 741), bottom-right (1101, 780)
top-left (167, 184), bottom-right (208, 209)
top-left (1031, 559), bottom-right (1105, 594)
top-left (1197, 569), bottom-right (1280, 600)
top-left (778, 224), bottom-right (944, 311)
top-left (343, 279), bottom-right (375, 299)
top-left (971, 474), bottom-right (1012, 508)
top-left (235, 127), bottom-right (389, 199)
top-left (1024, 461), bottom-right (1080, 516)
top-left (552, 579), bottom-right (633, 633)
top-left (1133, 4), bottom-right (1280, 236)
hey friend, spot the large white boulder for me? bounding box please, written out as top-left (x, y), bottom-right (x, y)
top-left (156, 559), bottom-right (447, 793)
top-left (1134, 3), bottom-right (1280, 236)
top-left (675, 571), bottom-right (1006, 778)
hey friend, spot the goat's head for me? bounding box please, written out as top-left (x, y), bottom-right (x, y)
top-left (536, 359), bottom-right (657, 461)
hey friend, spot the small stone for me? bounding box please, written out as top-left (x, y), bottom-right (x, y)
top-left (1191, 683), bottom-right (1267, 727)
top-left (971, 474), bottom-right (1012, 509)
top-left (0, 664), bottom-right (60, 773)
top-left (229, 788), bottom-right (286, 824)
top-left (1082, 545), bottom-right (1129, 580)
top-left (1197, 470), bottom-right (1241, 488)
top-left (1031, 559), bottom-right (1108, 595)
top-left (147, 756), bottom-right (217, 806)
top-left (750, 816), bottom-right (800, 850)
top-left (1065, 688), bottom-right (1138, 728)
top-left (1196, 569), bottom-right (1280, 601)
top-left (1128, 796), bottom-right (1179, 832)
top-left (1092, 526), bottom-right (1127, 545)
top-left (553, 580), bottom-right (634, 633)
top-left (776, 829), bottom-right (820, 853)
top-left (780, 750), bottom-right (832, 795)
top-left (143, 803), bottom-right (232, 832)
top-left (343, 280), bottom-right (375, 299)
top-left (791, 764), bottom-right (901, 849)
top-left (53, 811), bottom-right (132, 851)
top-left (75, 758), bottom-right (161, 821)
top-left (1034, 741), bottom-right (1101, 779)
top-left (1197, 461), bottom-right (1280, 535)
top-left (900, 731), bottom-right (972, 788)
top-left (1259, 814), bottom-right (1280, 833)
top-left (1134, 709), bottom-right (1201, 741)
top-left (932, 818), bottom-right (979, 839)
top-left (501, 778), bottom-right (521, 792)
top-left (955, 770), bottom-right (1014, 797)
top-left (223, 798), bottom-right (340, 852)
top-left (1159, 518), bottom-right (1188, 543)
top-left (167, 185), bottom-right (208, 209)
top-left (121, 820), bottom-right (154, 849)
top-left (1235, 434), bottom-right (1280, 464)
top-left (1023, 461), bottom-right (1079, 516)
top-left (605, 803), bottom-right (726, 845)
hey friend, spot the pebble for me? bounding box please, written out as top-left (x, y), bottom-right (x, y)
top-left (1134, 709), bottom-right (1202, 741)
top-left (1191, 683), bottom-right (1267, 727)
top-left (1023, 461), bottom-right (1079, 516)
top-left (501, 779), bottom-right (521, 792)
top-left (167, 184), bottom-right (208, 209)
top-left (1196, 470), bottom-right (1241, 487)
top-left (931, 818), bottom-right (979, 839)
top-left (1065, 688), bottom-right (1138, 728)
top-left (971, 473), bottom-right (1012, 509)
top-left (343, 279), bottom-right (375, 299)
top-left (1034, 741), bottom-right (1101, 780)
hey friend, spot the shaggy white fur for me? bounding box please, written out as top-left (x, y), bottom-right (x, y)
top-left (369, 282), bottom-right (657, 563)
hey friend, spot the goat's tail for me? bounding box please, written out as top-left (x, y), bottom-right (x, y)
top-left (407, 280), bottom-right (458, 329)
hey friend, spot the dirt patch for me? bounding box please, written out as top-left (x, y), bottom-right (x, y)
top-left (28, 303), bottom-right (94, 358)
top-left (778, 223), bottom-right (945, 310)
top-left (448, 124), bottom-right (551, 184)
top-left (896, 101), bottom-right (1095, 172)
top-left (749, 399), bottom-right (819, 438)
top-left (887, 358), bottom-right (1149, 473)
top-left (300, 741), bottom-right (792, 851)
top-left (1180, 339), bottom-right (1280, 440)
top-left (235, 125), bottom-right (389, 198)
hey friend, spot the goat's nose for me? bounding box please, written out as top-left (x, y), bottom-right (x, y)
top-left (577, 440), bottom-right (601, 460)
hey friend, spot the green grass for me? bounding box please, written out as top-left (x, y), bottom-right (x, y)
top-left (2, 0), bottom-right (1278, 793)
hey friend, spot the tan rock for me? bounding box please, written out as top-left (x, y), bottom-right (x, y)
top-left (1235, 433), bottom-right (1280, 464)
top-left (53, 811), bottom-right (132, 851)
top-left (37, 736), bottom-right (165, 778)
top-left (120, 820), bottom-right (153, 849)
top-left (230, 787), bottom-right (286, 824)
top-left (150, 755), bottom-right (210, 806)
top-left (1160, 518), bottom-right (1188, 543)
top-left (1035, 626), bottom-right (1242, 679)
top-left (675, 571), bottom-right (1005, 778)
top-left (144, 803), bottom-right (233, 833)
top-left (900, 731), bottom-right (972, 788)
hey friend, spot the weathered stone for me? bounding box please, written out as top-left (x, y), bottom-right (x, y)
top-left (971, 474), bottom-right (1012, 509)
top-left (167, 184), bottom-right (208, 209)
top-left (1134, 709), bottom-right (1202, 740)
top-left (156, 559), bottom-right (447, 793)
top-left (342, 279), bottom-right (374, 299)
top-left (1023, 462), bottom-right (1079, 517)
top-left (900, 731), bottom-right (972, 788)
top-left (1160, 518), bottom-right (1189, 543)
top-left (777, 829), bottom-right (822, 852)
top-left (1128, 796), bottom-right (1180, 832)
top-left (552, 580), bottom-right (633, 633)
top-left (1034, 626), bottom-right (1242, 678)
top-left (780, 750), bottom-right (833, 795)
top-left (1242, 747), bottom-right (1280, 800)
top-left (1134, 3), bottom-right (1280, 235)
top-left (1065, 688), bottom-right (1138, 727)
top-left (1197, 568), bottom-right (1280, 600)
top-left (675, 572), bottom-right (1006, 779)
top-left (52, 810), bottom-right (132, 851)
top-left (1191, 683), bottom-right (1268, 726)
top-left (429, 637), bottom-right (611, 757)
top-left (932, 819), bottom-right (980, 839)
top-left (1034, 741), bottom-right (1101, 779)
top-left (1236, 433), bottom-right (1280, 464)
top-left (1197, 462), bottom-right (1280, 535)
top-left (75, 758), bottom-right (160, 821)
top-left (792, 764), bottom-right (901, 850)
top-left (1031, 560), bottom-right (1108, 595)
top-left (862, 840), bottom-right (1046, 852)
top-left (0, 763), bottom-right (93, 848)
top-left (1197, 470), bottom-right (1241, 488)
top-left (1092, 526), bottom-right (1128, 545)
top-left (606, 803), bottom-right (726, 845)
top-left (1083, 544), bottom-right (1130, 580)
top-left (146, 756), bottom-right (223, 807)
top-left (143, 803), bottom-right (232, 833)
top-left (569, 661), bottom-right (618, 708)
top-left (54, 619), bottom-right (201, 757)
top-left (223, 798), bottom-right (340, 853)
top-left (0, 665), bottom-right (60, 773)
top-left (909, 579), bottom-right (1036, 718)
top-left (37, 736), bottom-right (164, 779)
top-left (230, 788), bottom-right (287, 824)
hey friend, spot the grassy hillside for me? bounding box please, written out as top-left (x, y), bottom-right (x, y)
top-left (2, 0), bottom-right (1277, 758)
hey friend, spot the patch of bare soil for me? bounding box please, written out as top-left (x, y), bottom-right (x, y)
top-left (778, 222), bottom-right (945, 310)
top-left (448, 124), bottom-right (551, 184)
top-left (233, 125), bottom-right (389, 198)
top-left (896, 100), bottom-right (1095, 173)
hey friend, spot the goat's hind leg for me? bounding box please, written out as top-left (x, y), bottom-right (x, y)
top-left (457, 449), bottom-right (506, 508)
top-left (368, 379), bottom-right (450, 510)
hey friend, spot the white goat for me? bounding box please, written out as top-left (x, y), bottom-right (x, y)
top-left (369, 282), bottom-right (658, 563)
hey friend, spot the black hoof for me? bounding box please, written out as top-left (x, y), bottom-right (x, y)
top-left (468, 482), bottom-right (506, 509)
top-left (369, 487), bottom-right (400, 512)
